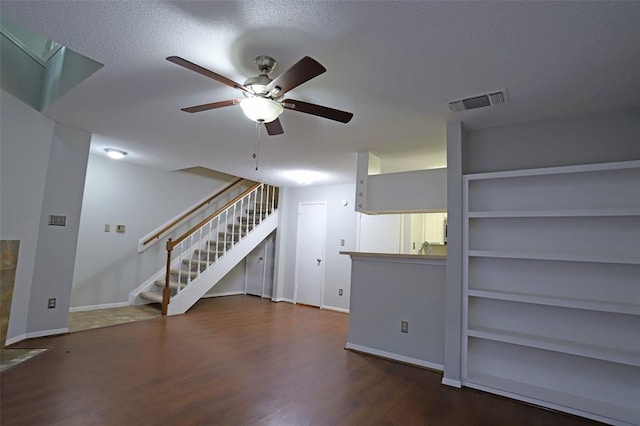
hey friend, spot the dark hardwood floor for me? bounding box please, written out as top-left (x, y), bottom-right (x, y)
top-left (1, 296), bottom-right (599, 425)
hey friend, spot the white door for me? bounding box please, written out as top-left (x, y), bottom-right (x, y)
top-left (295, 202), bottom-right (326, 307)
top-left (245, 243), bottom-right (265, 296)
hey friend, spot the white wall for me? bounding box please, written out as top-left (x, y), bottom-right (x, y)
top-left (358, 214), bottom-right (402, 254)
top-left (71, 155), bottom-right (234, 308)
top-left (367, 168), bottom-right (447, 212)
top-left (204, 261), bottom-right (246, 296)
top-left (0, 90), bottom-right (91, 341)
top-left (274, 183), bottom-right (357, 311)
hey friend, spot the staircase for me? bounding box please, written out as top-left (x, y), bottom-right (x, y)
top-left (136, 183), bottom-right (278, 315)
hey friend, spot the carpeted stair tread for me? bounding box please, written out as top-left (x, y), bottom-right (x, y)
top-left (140, 291), bottom-right (164, 303)
top-left (154, 280), bottom-right (184, 290)
top-left (181, 258), bottom-right (215, 271)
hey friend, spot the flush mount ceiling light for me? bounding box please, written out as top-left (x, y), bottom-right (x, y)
top-left (239, 97), bottom-right (284, 123)
top-left (283, 169), bottom-right (327, 185)
top-left (104, 148), bottom-right (127, 159)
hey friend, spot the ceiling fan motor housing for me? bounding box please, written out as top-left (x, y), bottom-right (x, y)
top-left (255, 55), bottom-right (277, 75)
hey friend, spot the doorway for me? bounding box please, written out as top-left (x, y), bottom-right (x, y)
top-left (294, 201), bottom-right (327, 307)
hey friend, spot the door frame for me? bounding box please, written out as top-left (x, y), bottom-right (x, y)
top-left (293, 201), bottom-right (327, 307)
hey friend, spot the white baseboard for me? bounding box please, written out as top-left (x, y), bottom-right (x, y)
top-left (441, 377), bottom-right (462, 388)
top-left (6, 328), bottom-right (69, 346)
top-left (321, 305), bottom-right (349, 314)
top-left (201, 291), bottom-right (244, 298)
top-left (69, 302), bottom-right (129, 312)
top-left (5, 333), bottom-right (26, 346)
top-left (271, 297), bottom-right (295, 303)
top-left (345, 342), bottom-right (443, 372)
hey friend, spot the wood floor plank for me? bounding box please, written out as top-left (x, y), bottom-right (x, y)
top-left (1, 296), bottom-right (599, 425)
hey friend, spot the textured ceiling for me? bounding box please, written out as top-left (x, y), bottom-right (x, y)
top-left (2, 1), bottom-right (639, 187)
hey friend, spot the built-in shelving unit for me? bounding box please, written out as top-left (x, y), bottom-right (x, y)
top-left (462, 160), bottom-right (640, 425)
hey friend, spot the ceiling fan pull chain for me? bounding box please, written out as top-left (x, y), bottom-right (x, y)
top-left (253, 121), bottom-right (261, 170)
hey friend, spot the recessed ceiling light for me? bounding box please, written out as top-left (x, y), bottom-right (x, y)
top-left (104, 148), bottom-right (127, 160)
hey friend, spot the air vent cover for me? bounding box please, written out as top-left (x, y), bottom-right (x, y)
top-left (447, 89), bottom-right (508, 112)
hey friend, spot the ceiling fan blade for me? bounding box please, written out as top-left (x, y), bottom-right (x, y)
top-left (267, 57), bottom-right (326, 95)
top-left (166, 56), bottom-right (249, 94)
top-left (264, 118), bottom-right (284, 136)
top-left (283, 99), bottom-right (353, 123)
top-left (181, 99), bottom-right (240, 113)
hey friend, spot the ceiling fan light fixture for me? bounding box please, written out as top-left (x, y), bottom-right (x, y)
top-left (239, 97), bottom-right (283, 123)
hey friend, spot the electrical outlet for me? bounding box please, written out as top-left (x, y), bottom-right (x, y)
top-left (340, 239), bottom-right (345, 247)
top-left (48, 298), bottom-right (56, 309)
top-left (116, 225), bottom-right (125, 233)
top-left (401, 320), bottom-right (409, 333)
top-left (339, 288), bottom-right (343, 296)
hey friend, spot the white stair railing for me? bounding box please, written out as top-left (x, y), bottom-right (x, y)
top-left (161, 182), bottom-right (278, 315)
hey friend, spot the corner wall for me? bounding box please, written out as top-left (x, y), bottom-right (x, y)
top-left (274, 183), bottom-right (357, 311)
top-left (0, 90), bottom-right (91, 342)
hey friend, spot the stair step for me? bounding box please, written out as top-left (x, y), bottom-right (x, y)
top-left (246, 208), bottom-right (271, 214)
top-left (154, 280), bottom-right (185, 291)
top-left (169, 269), bottom-right (198, 283)
top-left (181, 258), bottom-right (214, 272)
top-left (218, 232), bottom-right (243, 241)
top-left (194, 248), bottom-right (225, 259)
top-left (140, 291), bottom-right (164, 304)
top-left (227, 223), bottom-right (254, 232)
top-left (207, 240), bottom-right (231, 249)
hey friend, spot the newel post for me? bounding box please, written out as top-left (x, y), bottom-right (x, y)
top-left (162, 238), bottom-right (173, 316)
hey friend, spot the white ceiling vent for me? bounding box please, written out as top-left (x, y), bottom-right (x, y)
top-left (447, 89), bottom-right (509, 112)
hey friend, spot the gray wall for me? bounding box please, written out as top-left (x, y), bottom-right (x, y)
top-left (463, 107), bottom-right (640, 174)
top-left (274, 183), bottom-right (357, 310)
top-left (347, 258), bottom-right (445, 366)
top-left (28, 123), bottom-right (91, 332)
top-left (72, 155), bottom-right (233, 308)
top-left (0, 90), bottom-right (91, 340)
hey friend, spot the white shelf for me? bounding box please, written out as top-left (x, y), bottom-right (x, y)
top-left (467, 208), bottom-right (640, 218)
top-left (467, 289), bottom-right (640, 315)
top-left (467, 327), bottom-right (640, 367)
top-left (463, 372), bottom-right (639, 425)
top-left (463, 159), bottom-right (640, 424)
top-left (468, 250), bottom-right (640, 265)
top-left (464, 159), bottom-right (640, 181)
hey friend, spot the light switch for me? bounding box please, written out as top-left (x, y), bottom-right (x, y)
top-left (116, 225), bottom-right (125, 233)
top-left (104, 224), bottom-right (110, 232)
top-left (48, 215), bottom-right (66, 226)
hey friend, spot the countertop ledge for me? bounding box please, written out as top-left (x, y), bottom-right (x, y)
top-left (340, 251), bottom-right (446, 261)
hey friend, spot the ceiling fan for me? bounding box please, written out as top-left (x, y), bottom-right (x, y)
top-left (166, 55), bottom-right (354, 135)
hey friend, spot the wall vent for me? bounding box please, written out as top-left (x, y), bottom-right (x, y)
top-left (447, 89), bottom-right (508, 112)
